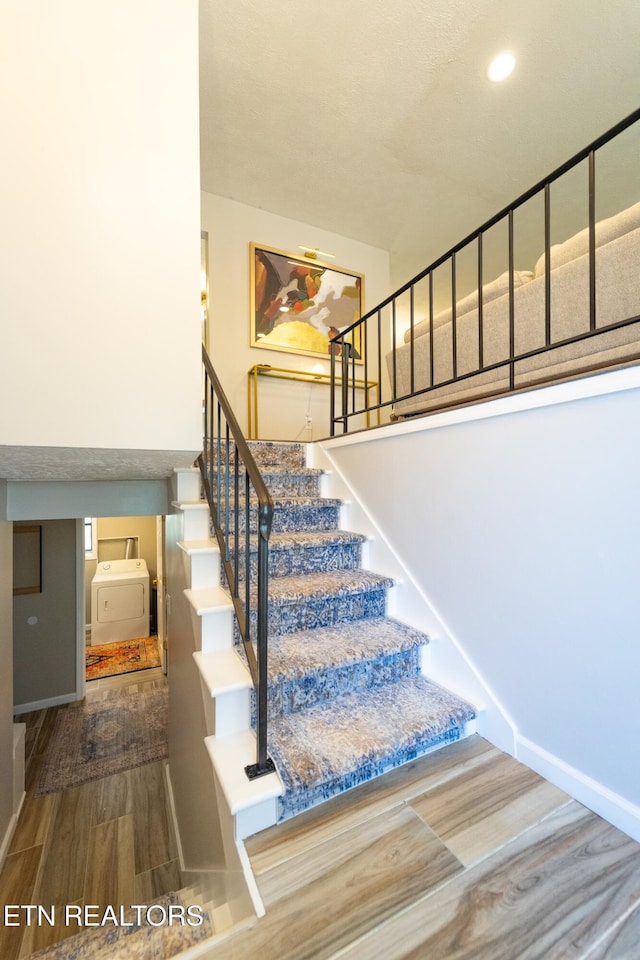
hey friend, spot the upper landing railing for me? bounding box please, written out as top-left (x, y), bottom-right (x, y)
top-left (198, 346), bottom-right (275, 781)
top-left (330, 107), bottom-right (640, 434)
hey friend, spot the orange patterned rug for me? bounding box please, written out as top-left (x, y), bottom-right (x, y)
top-left (86, 637), bottom-right (161, 681)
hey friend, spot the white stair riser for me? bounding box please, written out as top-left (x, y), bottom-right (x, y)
top-left (186, 604), bottom-right (234, 652)
top-left (200, 608), bottom-right (235, 652)
top-left (181, 505), bottom-right (211, 541)
top-left (235, 798), bottom-right (279, 841)
top-left (199, 683), bottom-right (251, 738)
top-left (174, 467), bottom-right (202, 502)
top-left (187, 550), bottom-right (221, 590)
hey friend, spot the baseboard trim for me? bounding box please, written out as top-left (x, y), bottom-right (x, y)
top-left (516, 735), bottom-right (640, 843)
top-left (165, 760), bottom-right (264, 920)
top-left (13, 692), bottom-right (78, 715)
top-left (0, 808), bottom-right (19, 871)
top-left (164, 761), bottom-right (186, 874)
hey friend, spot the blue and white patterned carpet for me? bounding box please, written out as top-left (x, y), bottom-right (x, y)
top-left (222, 440), bottom-right (475, 821)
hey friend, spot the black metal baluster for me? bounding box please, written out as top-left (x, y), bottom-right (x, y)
top-left (508, 209), bottom-right (515, 391)
top-left (253, 505), bottom-right (274, 776)
top-left (409, 283), bottom-right (415, 395)
top-left (429, 271), bottom-right (434, 387)
top-left (330, 335), bottom-right (336, 436)
top-left (233, 443), bottom-right (239, 595)
top-left (589, 149), bottom-right (597, 331)
top-left (477, 234), bottom-right (484, 370)
top-left (364, 315), bottom-right (369, 421)
top-left (216, 402), bottom-right (222, 526)
top-left (545, 183), bottom-right (551, 346)
top-left (244, 467), bottom-right (253, 610)
top-left (224, 423), bottom-right (230, 565)
top-left (244, 468), bottom-right (250, 640)
top-left (451, 255), bottom-right (458, 381)
top-left (377, 309), bottom-right (382, 408)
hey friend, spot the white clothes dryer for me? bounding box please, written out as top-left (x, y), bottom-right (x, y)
top-left (90, 559), bottom-right (150, 645)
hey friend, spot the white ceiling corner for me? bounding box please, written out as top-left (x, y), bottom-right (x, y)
top-left (198, 0), bottom-right (640, 288)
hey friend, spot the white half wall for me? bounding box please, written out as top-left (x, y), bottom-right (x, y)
top-left (201, 193), bottom-right (390, 440)
top-left (319, 367), bottom-right (640, 840)
top-left (0, 523), bottom-right (15, 864)
top-left (0, 1), bottom-right (202, 455)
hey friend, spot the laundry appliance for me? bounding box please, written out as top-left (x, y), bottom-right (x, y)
top-left (90, 558), bottom-right (150, 645)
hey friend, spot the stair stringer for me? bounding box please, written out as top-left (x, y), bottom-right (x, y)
top-left (166, 469), bottom-right (282, 926)
top-left (308, 441), bottom-right (517, 756)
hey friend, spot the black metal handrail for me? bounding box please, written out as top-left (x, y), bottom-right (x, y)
top-left (198, 345), bottom-right (275, 780)
top-left (330, 107), bottom-right (640, 434)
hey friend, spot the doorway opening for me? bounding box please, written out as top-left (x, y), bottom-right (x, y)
top-left (84, 515), bottom-right (166, 683)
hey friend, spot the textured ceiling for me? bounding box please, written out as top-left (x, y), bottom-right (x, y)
top-left (199, 0), bottom-right (640, 288)
top-left (0, 446), bottom-right (197, 482)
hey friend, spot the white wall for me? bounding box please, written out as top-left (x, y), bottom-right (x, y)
top-left (201, 193), bottom-right (390, 439)
top-left (0, 523), bottom-right (14, 860)
top-left (320, 368), bottom-right (640, 838)
top-left (0, 1), bottom-right (202, 454)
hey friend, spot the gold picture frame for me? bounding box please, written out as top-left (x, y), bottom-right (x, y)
top-left (250, 243), bottom-right (364, 361)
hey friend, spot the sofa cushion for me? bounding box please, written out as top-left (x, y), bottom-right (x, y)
top-left (404, 269), bottom-right (533, 343)
top-left (534, 200), bottom-right (640, 277)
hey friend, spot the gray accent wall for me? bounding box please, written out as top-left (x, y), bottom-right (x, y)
top-left (13, 520), bottom-right (78, 710)
top-left (4, 480), bottom-right (170, 522)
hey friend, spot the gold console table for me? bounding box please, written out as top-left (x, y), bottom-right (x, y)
top-left (247, 364), bottom-right (379, 439)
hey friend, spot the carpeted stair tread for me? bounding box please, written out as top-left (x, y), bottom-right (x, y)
top-left (268, 675), bottom-right (475, 820)
top-left (258, 529), bottom-right (366, 578)
top-left (247, 440), bottom-right (306, 467)
top-left (239, 569), bottom-right (394, 637)
top-left (211, 464), bottom-right (322, 479)
top-left (216, 439), bottom-right (306, 470)
top-left (263, 617), bottom-right (428, 718)
top-left (219, 494), bottom-right (342, 509)
top-left (263, 568), bottom-right (394, 604)
top-left (224, 529), bottom-right (367, 583)
top-left (209, 465), bottom-right (323, 498)
top-left (212, 495), bottom-right (342, 533)
top-left (269, 529), bottom-right (366, 550)
top-left (268, 616), bottom-right (427, 682)
top-left (233, 529), bottom-right (366, 552)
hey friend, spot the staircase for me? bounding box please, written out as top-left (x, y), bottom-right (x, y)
top-left (176, 440), bottom-right (476, 839)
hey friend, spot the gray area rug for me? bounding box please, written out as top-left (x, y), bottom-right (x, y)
top-left (28, 892), bottom-right (213, 960)
top-left (35, 684), bottom-right (168, 796)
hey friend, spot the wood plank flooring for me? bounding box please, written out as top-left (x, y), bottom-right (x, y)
top-left (210, 735), bottom-right (640, 960)
top-left (4, 673), bottom-right (640, 960)
top-left (0, 668), bottom-right (182, 959)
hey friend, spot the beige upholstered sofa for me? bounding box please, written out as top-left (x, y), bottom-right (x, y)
top-left (389, 202), bottom-right (640, 417)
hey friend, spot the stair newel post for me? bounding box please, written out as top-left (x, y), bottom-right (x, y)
top-left (257, 505), bottom-right (270, 768)
top-left (249, 500), bottom-right (276, 779)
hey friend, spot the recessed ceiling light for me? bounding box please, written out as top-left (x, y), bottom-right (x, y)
top-left (488, 51), bottom-right (515, 82)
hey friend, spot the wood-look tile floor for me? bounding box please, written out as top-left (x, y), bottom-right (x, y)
top-left (0, 668), bottom-right (182, 959)
top-left (209, 735), bottom-right (640, 960)
top-left (5, 679), bottom-right (640, 960)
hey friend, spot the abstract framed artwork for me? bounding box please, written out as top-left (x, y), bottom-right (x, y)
top-left (250, 243), bottom-right (364, 361)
